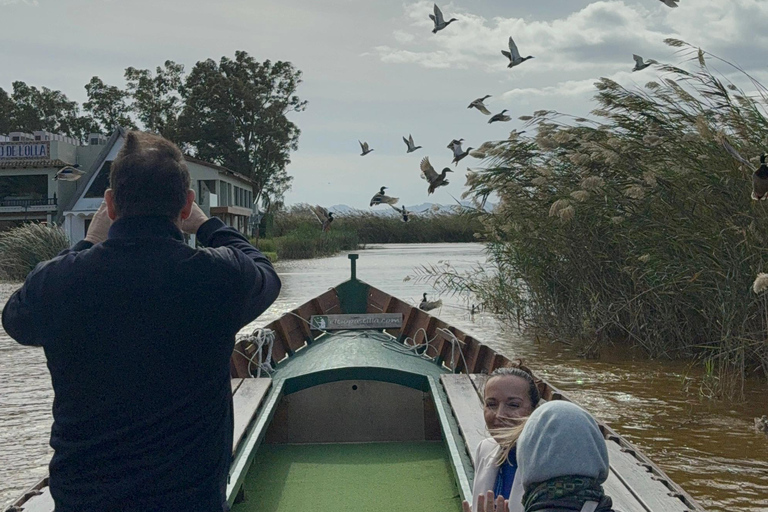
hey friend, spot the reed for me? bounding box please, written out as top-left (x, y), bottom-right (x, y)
top-left (0, 222), bottom-right (70, 281)
top-left (425, 40), bottom-right (768, 397)
top-left (268, 204), bottom-right (481, 245)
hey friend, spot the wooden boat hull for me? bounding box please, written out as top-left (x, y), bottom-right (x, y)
top-left (7, 254), bottom-right (705, 512)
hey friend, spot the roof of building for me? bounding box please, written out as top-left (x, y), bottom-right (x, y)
top-left (183, 155), bottom-right (253, 185)
top-left (0, 159), bottom-right (74, 169)
top-left (60, 126), bottom-right (126, 214)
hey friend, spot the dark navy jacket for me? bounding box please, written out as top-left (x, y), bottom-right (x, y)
top-left (2, 216), bottom-right (281, 511)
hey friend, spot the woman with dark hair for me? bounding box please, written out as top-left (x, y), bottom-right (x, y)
top-left (463, 366), bottom-right (541, 512)
top-left (512, 400), bottom-right (614, 512)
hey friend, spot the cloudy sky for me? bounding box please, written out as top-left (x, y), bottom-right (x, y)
top-left (2, 0), bottom-right (767, 209)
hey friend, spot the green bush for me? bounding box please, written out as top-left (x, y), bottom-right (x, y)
top-left (427, 40), bottom-right (768, 396)
top-left (273, 224), bottom-right (359, 260)
top-left (0, 223), bottom-right (70, 281)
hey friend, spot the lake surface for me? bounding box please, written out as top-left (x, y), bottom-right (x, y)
top-left (1, 243), bottom-right (766, 511)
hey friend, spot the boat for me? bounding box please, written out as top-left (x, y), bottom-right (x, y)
top-left (7, 254), bottom-right (704, 512)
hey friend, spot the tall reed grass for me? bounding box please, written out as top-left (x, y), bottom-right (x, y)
top-left (259, 204), bottom-right (481, 260)
top-left (422, 40), bottom-right (768, 397)
top-left (0, 223), bottom-right (70, 281)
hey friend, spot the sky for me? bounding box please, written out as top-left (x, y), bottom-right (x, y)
top-left (1, 0), bottom-right (767, 209)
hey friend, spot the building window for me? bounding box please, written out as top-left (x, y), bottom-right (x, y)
top-left (84, 161), bottom-right (112, 198)
top-left (0, 175), bottom-right (48, 201)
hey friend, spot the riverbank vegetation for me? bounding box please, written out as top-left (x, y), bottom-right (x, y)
top-left (0, 223), bottom-right (69, 281)
top-left (418, 40), bottom-right (768, 397)
top-left (255, 205), bottom-right (481, 259)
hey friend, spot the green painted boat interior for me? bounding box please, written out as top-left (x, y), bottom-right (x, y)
top-left (231, 442), bottom-right (463, 512)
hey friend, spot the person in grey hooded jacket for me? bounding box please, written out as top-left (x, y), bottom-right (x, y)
top-left (512, 400), bottom-right (614, 512)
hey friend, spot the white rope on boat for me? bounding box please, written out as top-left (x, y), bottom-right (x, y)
top-left (235, 327), bottom-right (276, 378)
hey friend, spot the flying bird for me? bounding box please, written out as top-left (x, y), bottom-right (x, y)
top-left (419, 292), bottom-right (443, 312)
top-left (501, 37), bottom-right (534, 68)
top-left (54, 165), bottom-right (85, 181)
top-left (403, 134), bottom-right (422, 153)
top-left (719, 138), bottom-right (768, 200)
top-left (430, 4), bottom-right (457, 34)
top-left (468, 95), bottom-right (492, 115)
top-left (632, 54), bottom-right (656, 72)
top-left (447, 138), bottom-right (464, 150)
top-left (488, 110), bottom-right (511, 124)
top-left (310, 205), bottom-right (334, 232)
top-left (420, 156), bottom-right (453, 195)
top-left (390, 204), bottom-right (409, 222)
top-left (659, 0), bottom-right (679, 7)
top-left (370, 186), bottom-right (399, 207)
top-left (452, 144), bottom-right (473, 166)
top-left (359, 140), bottom-right (374, 156)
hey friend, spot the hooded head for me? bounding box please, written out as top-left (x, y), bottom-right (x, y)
top-left (516, 400), bottom-right (609, 491)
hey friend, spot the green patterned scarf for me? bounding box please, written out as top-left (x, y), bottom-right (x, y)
top-left (522, 476), bottom-right (613, 511)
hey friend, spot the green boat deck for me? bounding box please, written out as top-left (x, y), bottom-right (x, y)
top-left (231, 442), bottom-right (462, 512)
top-left (226, 330), bottom-right (475, 508)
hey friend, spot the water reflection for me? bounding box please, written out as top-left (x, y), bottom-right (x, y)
top-left (0, 244), bottom-right (766, 511)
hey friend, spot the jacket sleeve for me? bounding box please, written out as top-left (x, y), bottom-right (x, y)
top-left (196, 217), bottom-right (281, 327)
top-left (1, 242), bottom-right (93, 347)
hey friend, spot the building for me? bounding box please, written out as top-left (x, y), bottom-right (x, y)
top-left (0, 127), bottom-right (257, 245)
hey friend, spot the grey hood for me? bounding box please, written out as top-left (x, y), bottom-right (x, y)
top-left (516, 400), bottom-right (609, 490)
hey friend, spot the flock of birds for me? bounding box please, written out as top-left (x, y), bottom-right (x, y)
top-left (310, 0), bottom-right (682, 233)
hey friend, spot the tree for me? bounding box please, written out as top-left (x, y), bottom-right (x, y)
top-left (83, 77), bottom-right (134, 132)
top-left (177, 52), bottom-right (306, 210)
top-left (125, 60), bottom-right (185, 139)
top-left (8, 81), bottom-right (97, 142)
top-left (0, 88), bottom-right (13, 135)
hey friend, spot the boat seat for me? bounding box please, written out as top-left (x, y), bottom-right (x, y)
top-left (440, 374), bottom-right (488, 466)
top-left (14, 486), bottom-right (53, 512)
top-left (231, 378), bottom-right (272, 454)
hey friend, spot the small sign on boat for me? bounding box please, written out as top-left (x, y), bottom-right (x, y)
top-left (310, 313), bottom-right (403, 330)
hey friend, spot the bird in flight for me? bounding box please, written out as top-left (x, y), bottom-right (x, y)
top-left (488, 110), bottom-right (511, 124)
top-left (420, 156), bottom-right (453, 195)
top-left (468, 95), bottom-right (492, 115)
top-left (359, 140), bottom-right (374, 156)
top-left (501, 37), bottom-right (534, 68)
top-left (403, 134), bottom-right (422, 153)
top-left (370, 186), bottom-right (399, 206)
top-left (430, 4), bottom-right (457, 34)
top-left (632, 54), bottom-right (656, 72)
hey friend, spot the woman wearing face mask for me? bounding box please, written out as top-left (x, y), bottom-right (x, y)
top-left (463, 366), bottom-right (540, 512)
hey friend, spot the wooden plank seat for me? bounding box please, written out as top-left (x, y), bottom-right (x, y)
top-left (14, 486), bottom-right (53, 512)
top-left (605, 440), bottom-right (690, 512)
top-left (231, 378), bottom-right (272, 454)
top-left (440, 374), bottom-right (488, 466)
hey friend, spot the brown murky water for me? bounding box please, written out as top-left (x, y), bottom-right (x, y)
top-left (1, 244), bottom-right (766, 510)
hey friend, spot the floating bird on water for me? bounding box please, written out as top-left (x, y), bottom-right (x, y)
top-left (468, 95), bottom-right (492, 115)
top-left (501, 37), bottom-right (534, 68)
top-left (403, 134), bottom-right (422, 153)
top-left (755, 415), bottom-right (768, 435)
top-left (420, 156), bottom-right (453, 195)
top-left (488, 110), bottom-right (511, 124)
top-left (370, 186), bottom-right (399, 207)
top-left (659, 0), bottom-right (679, 7)
top-left (720, 138), bottom-right (768, 200)
top-left (359, 140), bottom-right (374, 156)
top-left (390, 204), bottom-right (409, 222)
top-left (310, 205), bottom-right (333, 232)
top-left (419, 293), bottom-right (443, 312)
top-left (430, 4), bottom-right (457, 34)
top-left (447, 138), bottom-right (464, 150)
top-left (632, 54), bottom-right (656, 72)
top-left (54, 164), bottom-right (85, 181)
top-left (452, 144), bottom-right (473, 166)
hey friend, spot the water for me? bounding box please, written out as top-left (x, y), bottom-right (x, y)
top-left (1, 243), bottom-right (767, 511)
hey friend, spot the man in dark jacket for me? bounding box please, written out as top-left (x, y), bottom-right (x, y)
top-left (2, 131), bottom-right (281, 511)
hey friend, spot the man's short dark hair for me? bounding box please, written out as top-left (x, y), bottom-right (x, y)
top-left (110, 131), bottom-right (191, 219)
